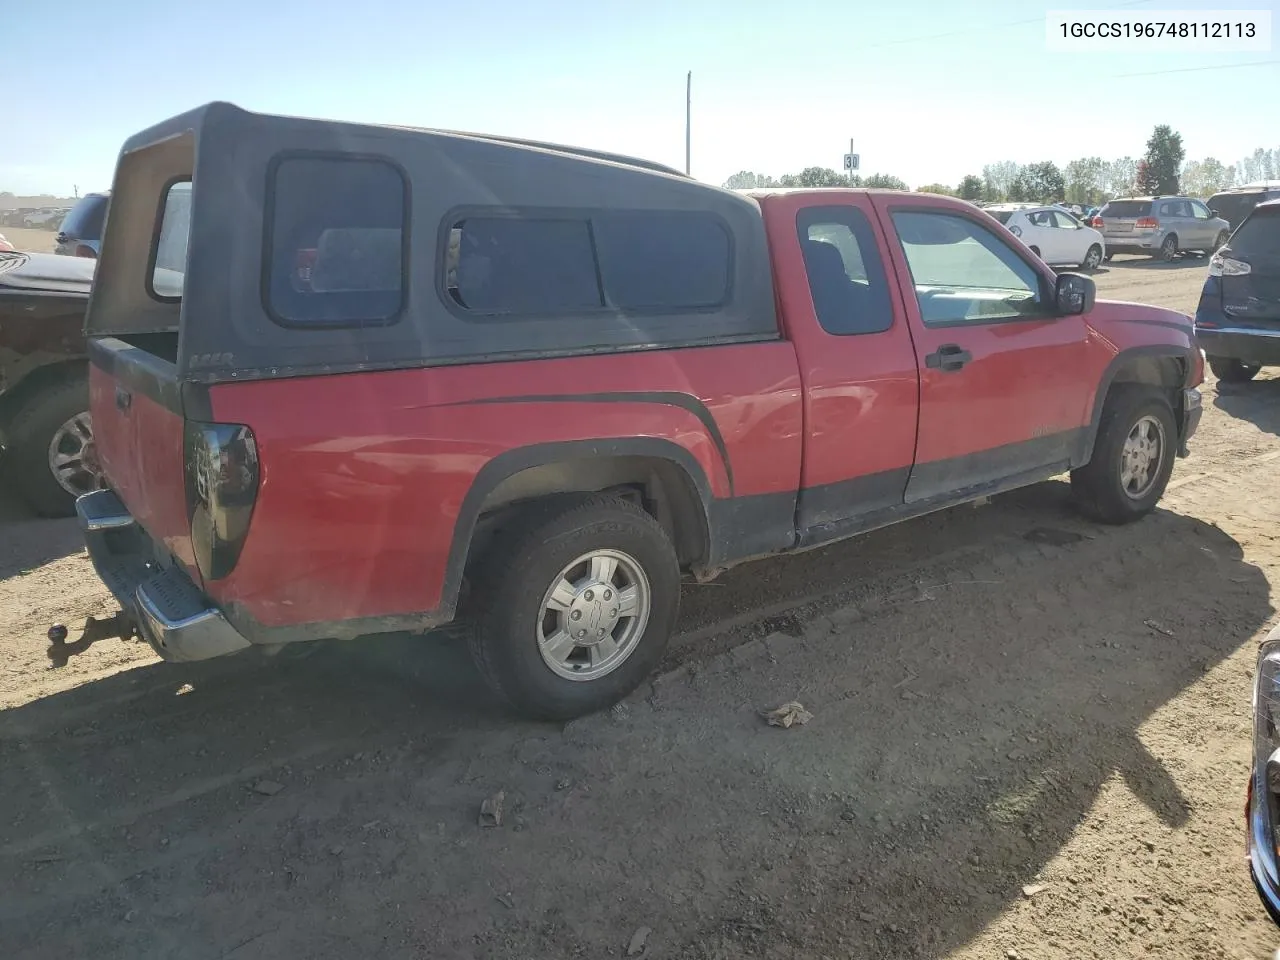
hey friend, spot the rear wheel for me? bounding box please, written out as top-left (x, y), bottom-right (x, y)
top-left (1081, 244), bottom-right (1103, 271)
top-left (1157, 234), bottom-right (1178, 261)
top-left (1071, 385), bottom-right (1176, 525)
top-left (1213, 230), bottom-right (1229, 252)
top-left (467, 494), bottom-right (681, 721)
top-left (1029, 245), bottom-right (1041, 259)
top-left (5, 375), bottom-right (102, 517)
top-left (1208, 355), bottom-right (1262, 383)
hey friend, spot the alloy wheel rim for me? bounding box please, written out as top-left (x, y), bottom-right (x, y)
top-left (536, 549), bottom-right (651, 682)
top-left (47, 412), bottom-right (103, 497)
top-left (1119, 414), bottom-right (1165, 500)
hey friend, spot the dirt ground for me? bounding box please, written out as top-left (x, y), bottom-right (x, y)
top-left (1, 226), bottom-right (58, 254)
top-left (2, 257), bottom-right (1278, 960)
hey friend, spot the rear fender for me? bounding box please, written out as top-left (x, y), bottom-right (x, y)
top-left (445, 438), bottom-right (715, 615)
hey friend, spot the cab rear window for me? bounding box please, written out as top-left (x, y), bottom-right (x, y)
top-left (265, 156), bottom-right (406, 327)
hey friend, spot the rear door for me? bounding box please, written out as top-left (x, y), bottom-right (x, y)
top-left (872, 195), bottom-right (1092, 503)
top-left (1220, 206), bottom-right (1280, 327)
top-left (762, 192), bottom-right (920, 535)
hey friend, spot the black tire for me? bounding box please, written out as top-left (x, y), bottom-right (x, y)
top-left (1081, 244), bottom-right (1103, 271)
top-left (1029, 245), bottom-right (1041, 259)
top-left (1071, 385), bottom-right (1176, 525)
top-left (1208, 355), bottom-right (1261, 383)
top-left (1157, 234), bottom-right (1178, 261)
top-left (1213, 230), bottom-right (1229, 252)
top-left (467, 494), bottom-right (681, 721)
top-left (5, 374), bottom-right (93, 517)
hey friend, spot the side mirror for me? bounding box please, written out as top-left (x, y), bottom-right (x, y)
top-left (1055, 272), bottom-right (1096, 316)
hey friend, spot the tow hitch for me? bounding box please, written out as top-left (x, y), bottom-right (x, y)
top-left (46, 613), bottom-right (139, 667)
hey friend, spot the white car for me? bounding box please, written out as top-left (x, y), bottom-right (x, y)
top-left (985, 204), bottom-right (1106, 270)
top-left (22, 207), bottom-right (69, 228)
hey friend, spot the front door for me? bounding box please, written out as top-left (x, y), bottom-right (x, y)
top-left (871, 195), bottom-right (1094, 504)
top-left (1188, 199), bottom-right (1217, 249)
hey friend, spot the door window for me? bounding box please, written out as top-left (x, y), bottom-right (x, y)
top-left (1190, 201), bottom-right (1212, 220)
top-left (891, 211), bottom-right (1045, 326)
top-left (796, 206), bottom-right (893, 335)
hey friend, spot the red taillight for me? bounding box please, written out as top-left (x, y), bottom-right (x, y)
top-left (74, 244), bottom-right (97, 259)
top-left (1089, 216), bottom-right (1103, 228)
top-left (1135, 217), bottom-right (1158, 229)
top-left (184, 422), bottom-right (260, 581)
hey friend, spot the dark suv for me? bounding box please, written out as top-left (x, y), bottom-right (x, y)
top-left (1208, 183), bottom-right (1280, 232)
top-left (1193, 199), bottom-right (1280, 382)
top-left (53, 192), bottom-right (109, 259)
top-left (1097, 196), bottom-right (1230, 261)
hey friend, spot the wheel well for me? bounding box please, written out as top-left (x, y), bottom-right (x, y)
top-left (1103, 354), bottom-right (1186, 428)
top-left (0, 360), bottom-right (87, 428)
top-left (1109, 355), bottom-right (1184, 392)
top-left (467, 455), bottom-right (710, 573)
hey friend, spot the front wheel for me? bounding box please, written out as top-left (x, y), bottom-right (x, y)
top-left (1081, 244), bottom-right (1103, 271)
top-left (467, 494), bottom-right (681, 721)
top-left (1071, 385), bottom-right (1177, 525)
top-left (1208, 355), bottom-right (1261, 383)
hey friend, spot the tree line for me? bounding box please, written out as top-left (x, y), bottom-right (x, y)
top-left (723, 128), bottom-right (1280, 205)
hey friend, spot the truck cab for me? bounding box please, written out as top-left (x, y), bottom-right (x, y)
top-left (75, 103), bottom-right (1202, 720)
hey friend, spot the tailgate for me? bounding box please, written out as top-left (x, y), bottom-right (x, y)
top-left (89, 337), bottom-right (197, 576)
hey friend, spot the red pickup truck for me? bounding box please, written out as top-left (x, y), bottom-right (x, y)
top-left (74, 103), bottom-right (1202, 720)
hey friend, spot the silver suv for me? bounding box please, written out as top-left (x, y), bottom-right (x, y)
top-left (1097, 196), bottom-right (1231, 262)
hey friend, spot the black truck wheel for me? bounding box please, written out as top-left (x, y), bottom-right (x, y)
top-left (1071, 385), bottom-right (1176, 525)
top-left (1208, 356), bottom-right (1261, 383)
top-left (5, 375), bottom-right (101, 517)
top-left (468, 494), bottom-right (681, 721)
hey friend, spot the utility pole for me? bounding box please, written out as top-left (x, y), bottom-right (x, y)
top-left (685, 71), bottom-right (692, 176)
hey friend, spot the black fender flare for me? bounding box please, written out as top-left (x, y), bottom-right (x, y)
top-left (1079, 343), bottom-right (1195, 463)
top-left (438, 437), bottom-right (717, 618)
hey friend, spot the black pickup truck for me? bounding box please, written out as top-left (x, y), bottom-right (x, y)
top-left (0, 251), bottom-right (100, 516)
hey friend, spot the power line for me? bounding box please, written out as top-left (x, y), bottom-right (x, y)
top-left (848, 0), bottom-right (1153, 51)
top-left (1111, 58), bottom-right (1279, 78)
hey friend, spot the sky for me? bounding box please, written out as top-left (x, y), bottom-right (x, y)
top-left (5, 0), bottom-right (1278, 196)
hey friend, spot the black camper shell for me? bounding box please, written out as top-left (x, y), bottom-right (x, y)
top-left (87, 102), bottom-right (779, 384)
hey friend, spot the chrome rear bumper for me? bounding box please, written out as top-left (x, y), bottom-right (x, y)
top-left (76, 490), bottom-right (251, 663)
